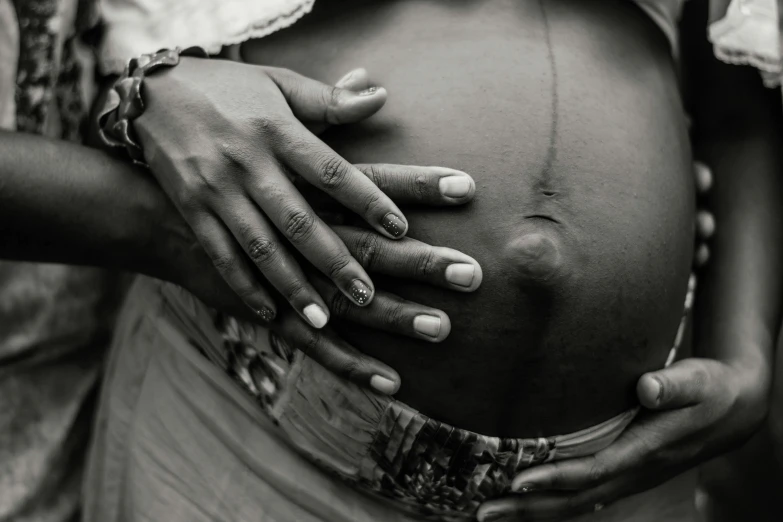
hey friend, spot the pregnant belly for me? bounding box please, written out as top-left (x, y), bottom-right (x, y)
top-left (242, 0), bottom-right (695, 437)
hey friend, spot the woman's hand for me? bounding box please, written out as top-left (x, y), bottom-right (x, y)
top-left (134, 57), bottom-right (472, 327)
top-left (476, 357), bottom-right (768, 522)
top-left (154, 160), bottom-right (481, 394)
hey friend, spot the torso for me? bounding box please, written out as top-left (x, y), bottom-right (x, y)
top-left (242, 0), bottom-right (695, 438)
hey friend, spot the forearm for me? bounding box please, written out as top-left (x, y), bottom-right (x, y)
top-left (694, 123), bottom-right (783, 379)
top-left (0, 130), bottom-right (185, 277)
top-left (683, 5), bottom-right (783, 389)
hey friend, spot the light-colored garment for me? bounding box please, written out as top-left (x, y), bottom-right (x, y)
top-left (82, 261), bottom-right (693, 522)
top-left (708, 0), bottom-right (783, 86)
top-left (81, 278), bottom-right (650, 522)
top-left (97, 0), bottom-right (315, 74)
top-left (0, 2), bottom-right (120, 522)
top-left (95, 0), bottom-right (782, 89)
top-left (167, 285), bottom-right (653, 520)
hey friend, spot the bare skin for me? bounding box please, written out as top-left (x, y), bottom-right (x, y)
top-left (242, 0), bottom-right (694, 438)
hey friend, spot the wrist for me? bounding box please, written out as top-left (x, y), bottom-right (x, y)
top-left (97, 48), bottom-right (208, 166)
top-left (111, 171), bottom-right (191, 283)
top-left (729, 351), bottom-right (772, 422)
top-left (142, 192), bottom-right (198, 287)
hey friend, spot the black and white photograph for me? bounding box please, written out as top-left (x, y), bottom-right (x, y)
top-left (2, 0), bottom-right (783, 521)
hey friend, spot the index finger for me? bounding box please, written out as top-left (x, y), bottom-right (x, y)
top-left (276, 122), bottom-right (410, 240)
top-left (355, 164), bottom-right (476, 205)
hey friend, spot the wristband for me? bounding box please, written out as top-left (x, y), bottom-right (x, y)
top-left (98, 46), bottom-right (209, 167)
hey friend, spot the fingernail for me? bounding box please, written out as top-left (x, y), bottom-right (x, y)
top-left (697, 211), bottom-right (715, 238)
top-left (350, 280), bottom-right (372, 305)
top-left (695, 244), bottom-right (710, 266)
top-left (359, 86), bottom-right (378, 96)
top-left (639, 374), bottom-right (663, 407)
top-left (478, 510), bottom-right (506, 522)
top-left (381, 213), bottom-right (406, 238)
top-left (303, 303), bottom-right (328, 329)
top-left (445, 263), bottom-right (476, 287)
top-left (255, 307), bottom-right (275, 322)
top-left (653, 376), bottom-right (664, 405)
top-left (512, 482), bottom-right (537, 494)
top-left (413, 315), bottom-right (441, 339)
top-left (439, 176), bottom-right (472, 198)
top-left (694, 162), bottom-right (713, 192)
top-left (370, 374), bottom-right (399, 395)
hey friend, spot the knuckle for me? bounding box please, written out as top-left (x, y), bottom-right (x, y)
top-left (235, 284), bottom-right (261, 302)
top-left (210, 253), bottom-right (237, 275)
top-left (381, 300), bottom-right (408, 329)
top-left (284, 283), bottom-right (306, 303)
top-left (415, 249), bottom-right (438, 278)
top-left (586, 460), bottom-right (607, 485)
top-left (317, 156), bottom-right (350, 190)
top-left (328, 291), bottom-right (353, 318)
top-left (176, 176), bottom-right (212, 209)
top-left (341, 358), bottom-right (364, 382)
top-left (325, 254), bottom-right (352, 280)
top-left (216, 140), bottom-right (257, 180)
top-left (250, 112), bottom-right (285, 138)
top-left (324, 85), bottom-right (341, 111)
top-left (363, 164), bottom-right (388, 190)
top-left (690, 366), bottom-right (710, 390)
top-left (300, 330), bottom-right (321, 358)
top-left (354, 232), bottom-right (381, 268)
top-left (281, 208), bottom-right (316, 242)
top-left (246, 236), bottom-right (278, 265)
top-left (361, 190), bottom-right (383, 216)
top-left (410, 173), bottom-right (429, 200)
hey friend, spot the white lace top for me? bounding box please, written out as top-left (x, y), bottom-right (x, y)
top-left (97, 0), bottom-right (782, 85)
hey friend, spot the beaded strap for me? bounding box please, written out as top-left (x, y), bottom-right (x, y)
top-left (97, 46), bottom-right (209, 167)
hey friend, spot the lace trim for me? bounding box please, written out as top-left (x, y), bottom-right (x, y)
top-left (708, 0), bottom-right (783, 87)
top-left (98, 0), bottom-right (315, 74)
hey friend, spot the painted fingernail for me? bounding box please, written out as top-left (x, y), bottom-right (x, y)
top-left (445, 263), bottom-right (476, 287)
top-left (255, 307), bottom-right (275, 322)
top-left (478, 510), bottom-right (506, 522)
top-left (303, 303), bottom-right (328, 329)
top-left (381, 213), bottom-right (406, 238)
top-left (512, 482), bottom-right (537, 494)
top-left (359, 86), bottom-right (378, 96)
top-left (697, 211), bottom-right (715, 238)
top-left (370, 374), bottom-right (399, 395)
top-left (413, 315), bottom-right (442, 339)
top-left (439, 176), bottom-right (472, 198)
top-left (350, 280), bottom-right (372, 305)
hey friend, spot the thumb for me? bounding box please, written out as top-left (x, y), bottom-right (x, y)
top-left (265, 67), bottom-right (387, 125)
top-left (308, 68), bottom-right (374, 136)
top-left (637, 358), bottom-right (721, 410)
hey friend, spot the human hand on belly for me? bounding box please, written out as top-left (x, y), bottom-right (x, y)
top-left (144, 66), bottom-right (483, 394)
top-left (128, 56), bottom-right (481, 334)
top-left (477, 358), bottom-right (762, 522)
top-left (473, 159), bottom-right (759, 521)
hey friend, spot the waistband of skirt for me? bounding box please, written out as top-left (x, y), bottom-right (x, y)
top-left (153, 282), bottom-right (658, 519)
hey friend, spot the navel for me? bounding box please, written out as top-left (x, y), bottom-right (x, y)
top-left (505, 229), bottom-right (564, 285)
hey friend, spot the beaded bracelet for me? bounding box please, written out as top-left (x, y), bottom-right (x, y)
top-left (97, 46), bottom-right (209, 167)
